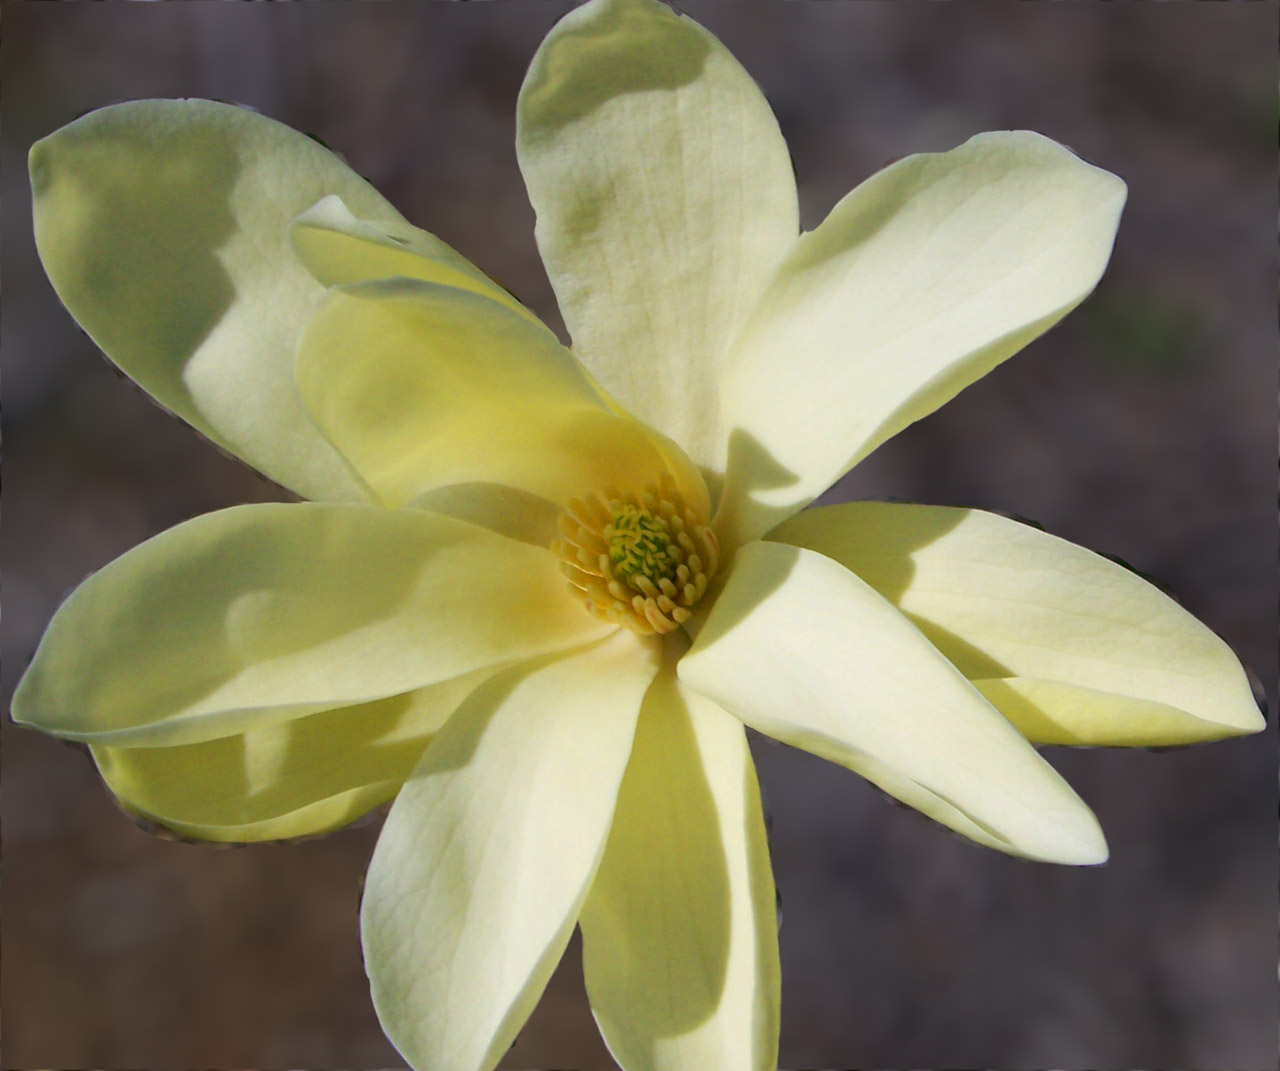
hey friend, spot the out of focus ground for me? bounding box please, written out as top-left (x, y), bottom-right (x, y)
top-left (3, 2), bottom-right (1276, 1068)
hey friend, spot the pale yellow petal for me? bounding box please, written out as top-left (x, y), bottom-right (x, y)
top-left (717, 132), bottom-right (1126, 546)
top-left (769, 502), bottom-right (1263, 746)
top-left (29, 99), bottom-right (445, 500)
top-left (517, 0), bottom-right (799, 470)
top-left (290, 194), bottom-right (536, 322)
top-left (580, 644), bottom-right (778, 1071)
top-left (405, 484), bottom-right (564, 549)
top-left (361, 631), bottom-right (660, 1071)
top-left (12, 503), bottom-right (609, 747)
top-left (679, 541), bottom-right (1107, 864)
top-left (294, 278), bottom-right (708, 515)
top-left (91, 668), bottom-right (493, 842)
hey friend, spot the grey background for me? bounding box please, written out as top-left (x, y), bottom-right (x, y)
top-left (2, 2), bottom-right (1276, 1068)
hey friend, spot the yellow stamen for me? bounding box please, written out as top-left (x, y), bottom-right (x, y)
top-left (552, 473), bottom-right (719, 635)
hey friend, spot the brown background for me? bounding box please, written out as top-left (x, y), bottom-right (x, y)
top-left (2, 2), bottom-right (1276, 1068)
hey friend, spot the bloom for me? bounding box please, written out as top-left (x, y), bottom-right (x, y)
top-left (13, 0), bottom-right (1265, 1068)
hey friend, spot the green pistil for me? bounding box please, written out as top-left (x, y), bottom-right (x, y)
top-left (608, 505), bottom-right (675, 586)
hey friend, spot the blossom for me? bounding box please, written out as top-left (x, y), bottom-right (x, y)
top-left (13, 0), bottom-right (1264, 1068)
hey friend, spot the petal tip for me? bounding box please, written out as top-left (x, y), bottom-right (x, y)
top-left (28, 135), bottom-right (54, 197)
top-left (1040, 807), bottom-right (1109, 867)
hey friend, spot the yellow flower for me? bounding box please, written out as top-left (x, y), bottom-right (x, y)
top-left (13, 1), bottom-right (1263, 1069)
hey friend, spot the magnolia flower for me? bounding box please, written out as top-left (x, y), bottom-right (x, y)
top-left (15, 0), bottom-right (1263, 1068)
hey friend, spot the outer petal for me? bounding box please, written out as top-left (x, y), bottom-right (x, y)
top-left (12, 503), bottom-right (609, 747)
top-left (679, 541), bottom-right (1107, 864)
top-left (516, 0), bottom-right (799, 470)
top-left (91, 667), bottom-right (493, 843)
top-left (289, 194), bottom-right (537, 323)
top-left (717, 132), bottom-right (1126, 546)
top-left (769, 502), bottom-right (1264, 746)
top-left (580, 647), bottom-right (779, 1071)
top-left (295, 278), bottom-right (709, 515)
top-left (361, 631), bottom-right (660, 1071)
top-left (28, 100), bottom-right (491, 500)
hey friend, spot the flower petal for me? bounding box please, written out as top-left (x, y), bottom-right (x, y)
top-left (580, 647), bottom-right (779, 1071)
top-left (717, 132), bottom-right (1126, 545)
top-left (769, 502), bottom-right (1264, 746)
top-left (516, 0), bottom-right (799, 470)
top-left (91, 668), bottom-right (493, 843)
top-left (361, 631), bottom-right (659, 1071)
top-left (679, 541), bottom-right (1107, 864)
top-left (27, 100), bottom-right (475, 500)
top-left (12, 503), bottom-right (609, 747)
top-left (294, 278), bottom-right (709, 514)
top-left (290, 194), bottom-right (535, 322)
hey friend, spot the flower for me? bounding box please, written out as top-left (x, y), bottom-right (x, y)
top-left (13, 0), bottom-right (1264, 1068)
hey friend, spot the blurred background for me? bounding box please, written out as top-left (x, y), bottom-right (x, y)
top-left (2, 2), bottom-right (1276, 1068)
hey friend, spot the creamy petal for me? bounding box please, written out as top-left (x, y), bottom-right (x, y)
top-left (769, 502), bottom-right (1264, 745)
top-left (361, 631), bottom-right (660, 1071)
top-left (679, 541), bottom-right (1107, 864)
top-left (12, 503), bottom-right (609, 746)
top-left (28, 99), bottom-right (478, 500)
top-left (717, 132), bottom-right (1126, 545)
top-left (295, 278), bottom-right (708, 515)
top-left (91, 668), bottom-right (494, 842)
top-left (581, 646), bottom-right (779, 1071)
top-left (517, 0), bottom-right (798, 471)
top-left (290, 194), bottom-right (535, 322)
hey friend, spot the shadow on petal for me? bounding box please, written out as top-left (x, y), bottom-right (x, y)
top-left (582, 667), bottom-right (731, 1038)
top-left (31, 116), bottom-right (239, 419)
top-left (519, 0), bottom-right (710, 133)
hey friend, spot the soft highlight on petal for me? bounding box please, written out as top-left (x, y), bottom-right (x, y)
top-left (679, 541), bottom-right (1107, 864)
top-left (12, 503), bottom-right (610, 747)
top-left (91, 668), bottom-right (494, 843)
top-left (28, 99), bottom-right (479, 500)
top-left (361, 631), bottom-right (659, 1071)
top-left (717, 131), bottom-right (1126, 546)
top-left (580, 646), bottom-right (779, 1071)
top-left (770, 502), bottom-right (1264, 745)
top-left (295, 278), bottom-right (709, 516)
top-left (517, 0), bottom-right (799, 472)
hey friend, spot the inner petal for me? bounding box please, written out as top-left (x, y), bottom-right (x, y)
top-left (295, 277), bottom-right (708, 518)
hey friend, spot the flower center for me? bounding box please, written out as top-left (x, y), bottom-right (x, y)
top-left (552, 475), bottom-right (719, 635)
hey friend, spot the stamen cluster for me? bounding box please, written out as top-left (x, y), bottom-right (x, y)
top-left (553, 475), bottom-right (719, 635)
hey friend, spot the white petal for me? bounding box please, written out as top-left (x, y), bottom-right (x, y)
top-left (294, 279), bottom-right (708, 516)
top-left (12, 503), bottom-right (610, 746)
top-left (717, 132), bottom-right (1126, 545)
top-left (361, 631), bottom-right (661, 1071)
top-left (517, 0), bottom-right (798, 470)
top-left (679, 541), bottom-right (1107, 864)
top-left (290, 194), bottom-right (535, 322)
top-left (90, 668), bottom-right (494, 843)
top-left (29, 100), bottom-right (486, 500)
top-left (580, 648), bottom-right (778, 1071)
top-left (769, 502), bottom-right (1264, 745)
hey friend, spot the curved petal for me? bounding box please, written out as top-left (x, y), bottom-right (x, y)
top-left (12, 503), bottom-right (610, 747)
top-left (679, 541), bottom-right (1107, 864)
top-left (405, 484), bottom-right (564, 549)
top-left (91, 667), bottom-right (494, 843)
top-left (516, 0), bottom-right (799, 471)
top-left (27, 100), bottom-right (482, 500)
top-left (290, 194), bottom-right (536, 323)
top-left (295, 278), bottom-right (709, 515)
top-left (361, 631), bottom-right (660, 1071)
top-left (580, 646), bottom-right (779, 1071)
top-left (769, 502), bottom-right (1264, 746)
top-left (717, 132), bottom-right (1127, 546)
